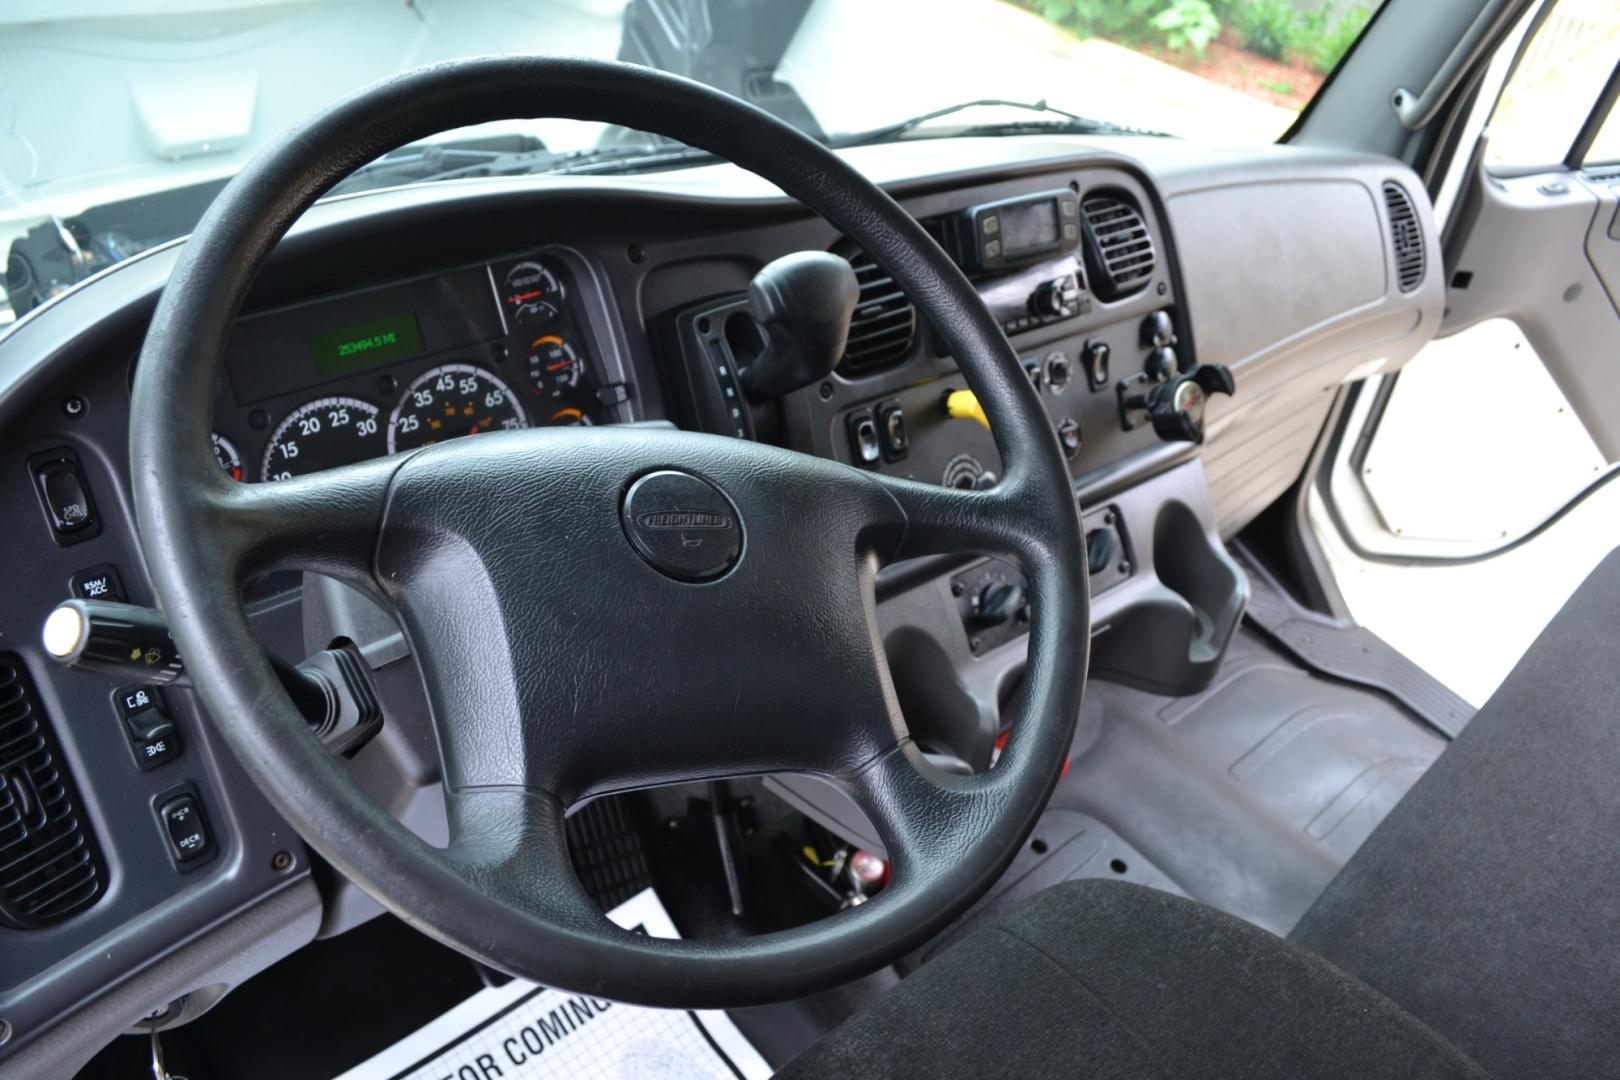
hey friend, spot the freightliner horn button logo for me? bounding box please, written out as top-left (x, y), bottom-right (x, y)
top-left (622, 470), bottom-right (743, 581)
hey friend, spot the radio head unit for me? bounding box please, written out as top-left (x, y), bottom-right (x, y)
top-left (958, 188), bottom-right (1081, 272)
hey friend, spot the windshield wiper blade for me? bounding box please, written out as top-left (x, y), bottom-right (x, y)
top-left (919, 116), bottom-right (1174, 140)
top-left (327, 137), bottom-right (722, 196)
top-left (544, 143), bottom-right (722, 176)
top-left (834, 98), bottom-right (1169, 148)
top-left (326, 137), bottom-right (557, 196)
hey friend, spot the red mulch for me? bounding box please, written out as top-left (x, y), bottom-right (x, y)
top-left (1133, 29), bottom-right (1325, 110)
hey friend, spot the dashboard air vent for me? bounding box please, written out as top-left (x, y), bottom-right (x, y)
top-left (838, 248), bottom-right (918, 374)
top-left (0, 655), bottom-right (103, 928)
top-left (1080, 192), bottom-right (1155, 300)
top-left (1383, 181), bottom-right (1425, 292)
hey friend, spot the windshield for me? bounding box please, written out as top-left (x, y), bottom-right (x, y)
top-left (0, 0), bottom-right (1376, 322)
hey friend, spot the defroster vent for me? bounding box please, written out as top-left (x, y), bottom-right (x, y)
top-left (838, 248), bottom-right (918, 374)
top-left (0, 654), bottom-right (104, 927)
top-left (1080, 191), bottom-right (1156, 300)
top-left (1383, 181), bottom-right (1425, 292)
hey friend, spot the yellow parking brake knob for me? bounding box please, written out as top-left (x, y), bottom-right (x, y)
top-left (944, 389), bottom-right (990, 430)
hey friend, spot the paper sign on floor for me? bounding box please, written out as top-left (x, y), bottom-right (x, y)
top-left (335, 889), bottom-right (772, 1080)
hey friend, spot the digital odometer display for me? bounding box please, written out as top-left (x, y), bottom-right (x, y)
top-left (308, 312), bottom-right (426, 378)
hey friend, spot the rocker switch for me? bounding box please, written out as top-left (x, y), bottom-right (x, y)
top-left (848, 412), bottom-right (881, 467)
top-left (158, 794), bottom-right (210, 863)
top-left (877, 403), bottom-right (908, 461)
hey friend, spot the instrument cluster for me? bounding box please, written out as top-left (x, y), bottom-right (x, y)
top-left (210, 251), bottom-right (624, 484)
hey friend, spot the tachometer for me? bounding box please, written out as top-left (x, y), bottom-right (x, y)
top-left (211, 433), bottom-right (243, 482)
top-left (526, 334), bottom-right (587, 399)
top-left (502, 261), bottom-right (563, 327)
top-left (260, 397), bottom-right (384, 482)
top-left (388, 363), bottom-right (527, 453)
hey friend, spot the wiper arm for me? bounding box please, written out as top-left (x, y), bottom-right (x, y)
top-left (834, 98), bottom-right (1169, 148)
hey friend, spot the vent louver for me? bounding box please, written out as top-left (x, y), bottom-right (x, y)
top-left (1080, 192), bottom-right (1155, 300)
top-left (0, 655), bottom-right (103, 927)
top-left (838, 248), bottom-right (918, 374)
top-left (1383, 182), bottom-right (1425, 292)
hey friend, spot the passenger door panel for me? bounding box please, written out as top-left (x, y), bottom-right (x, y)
top-left (1442, 158), bottom-right (1620, 460)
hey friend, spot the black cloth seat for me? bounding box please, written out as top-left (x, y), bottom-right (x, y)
top-left (779, 878), bottom-right (1487, 1078)
top-left (1289, 548), bottom-right (1620, 1078)
top-left (785, 550), bottom-right (1620, 1079)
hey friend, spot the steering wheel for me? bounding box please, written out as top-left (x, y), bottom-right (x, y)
top-left (130, 57), bottom-right (1088, 1008)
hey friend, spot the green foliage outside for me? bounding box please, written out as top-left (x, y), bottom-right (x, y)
top-left (1229, 0), bottom-right (1297, 59)
top-left (1301, 3), bottom-right (1373, 74)
top-left (1152, 0), bottom-right (1223, 56)
top-left (1020, 0), bottom-right (1373, 73)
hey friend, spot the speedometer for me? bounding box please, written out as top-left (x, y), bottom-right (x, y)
top-left (260, 397), bottom-right (384, 482)
top-left (387, 363), bottom-right (528, 453)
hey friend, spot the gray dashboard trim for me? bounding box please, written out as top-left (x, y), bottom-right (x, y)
top-left (2, 878), bottom-right (320, 1080)
top-left (1141, 148), bottom-right (1446, 536)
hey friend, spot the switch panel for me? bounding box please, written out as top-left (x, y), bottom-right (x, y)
top-left (1083, 504), bottom-right (1133, 596)
top-left (951, 558), bottom-right (1031, 655)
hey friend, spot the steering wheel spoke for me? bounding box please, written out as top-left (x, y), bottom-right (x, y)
top-left (441, 787), bottom-right (605, 928)
top-left (842, 744), bottom-right (1003, 879)
top-left (209, 455), bottom-right (400, 586)
top-left (865, 470), bottom-right (1050, 565)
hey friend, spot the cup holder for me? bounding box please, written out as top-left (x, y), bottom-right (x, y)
top-left (1090, 498), bottom-right (1247, 695)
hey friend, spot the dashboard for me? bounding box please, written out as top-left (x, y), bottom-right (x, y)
top-left (0, 133), bottom-right (1443, 1072)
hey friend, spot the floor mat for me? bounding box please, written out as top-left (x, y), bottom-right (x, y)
top-left (1235, 545), bottom-right (1475, 737)
top-left (913, 806), bottom-right (1185, 965)
top-left (916, 625), bottom-right (1454, 950)
top-left (336, 889), bottom-right (770, 1080)
top-left (1054, 626), bottom-right (1448, 935)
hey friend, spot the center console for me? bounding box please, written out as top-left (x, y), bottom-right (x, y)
top-left (659, 163), bottom-right (1251, 836)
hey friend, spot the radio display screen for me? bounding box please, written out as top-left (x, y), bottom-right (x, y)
top-left (1001, 198), bottom-right (1060, 254)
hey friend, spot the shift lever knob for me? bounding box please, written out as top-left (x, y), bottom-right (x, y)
top-left (743, 251), bottom-right (859, 397)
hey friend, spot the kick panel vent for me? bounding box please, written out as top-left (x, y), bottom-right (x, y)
top-left (1080, 191), bottom-right (1155, 300)
top-left (0, 655), bottom-right (104, 927)
top-left (838, 247), bottom-right (918, 375)
top-left (1383, 182), bottom-right (1425, 292)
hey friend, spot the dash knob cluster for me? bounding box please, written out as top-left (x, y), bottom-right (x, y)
top-left (1117, 308), bottom-right (1235, 445)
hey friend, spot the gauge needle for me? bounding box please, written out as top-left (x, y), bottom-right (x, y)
top-left (508, 290), bottom-right (543, 304)
top-left (547, 359), bottom-right (574, 371)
